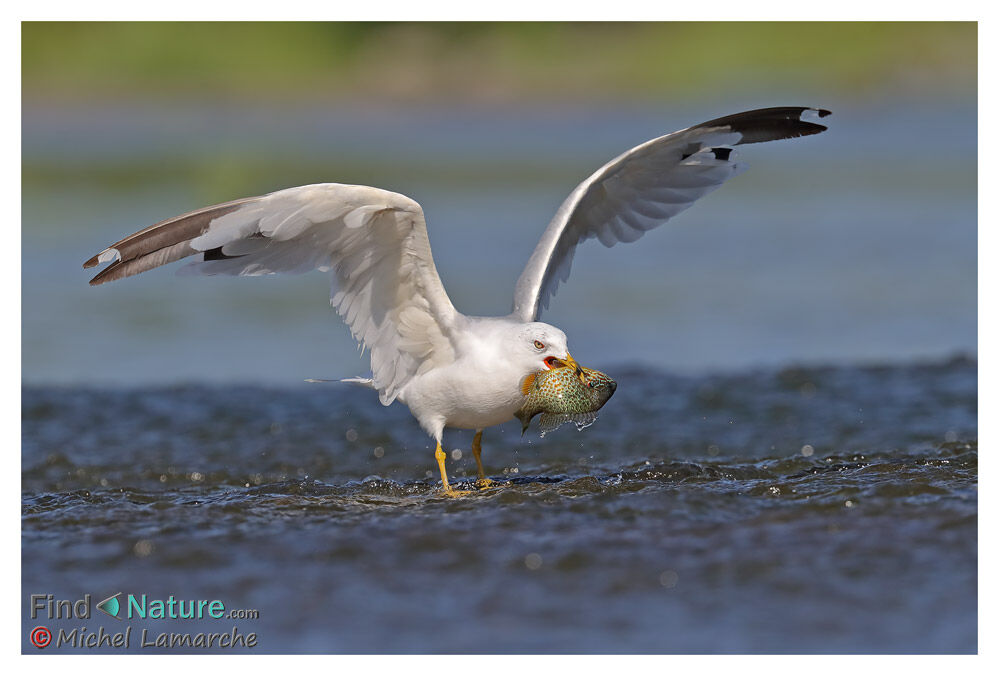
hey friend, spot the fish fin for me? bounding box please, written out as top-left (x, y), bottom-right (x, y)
top-left (538, 413), bottom-right (569, 437)
top-left (572, 412), bottom-right (599, 432)
top-left (521, 373), bottom-right (536, 396)
top-left (538, 412), bottom-right (599, 438)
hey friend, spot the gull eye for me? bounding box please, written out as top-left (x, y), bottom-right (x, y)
top-left (534, 340), bottom-right (545, 350)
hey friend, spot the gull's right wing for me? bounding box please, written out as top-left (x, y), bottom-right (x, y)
top-left (85, 183), bottom-right (459, 405)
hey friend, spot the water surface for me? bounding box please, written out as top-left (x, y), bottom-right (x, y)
top-left (22, 358), bottom-right (977, 653)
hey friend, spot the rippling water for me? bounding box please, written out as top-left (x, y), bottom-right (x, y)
top-left (21, 358), bottom-right (976, 653)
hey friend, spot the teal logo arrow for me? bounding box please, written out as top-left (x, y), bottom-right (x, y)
top-left (96, 593), bottom-right (122, 619)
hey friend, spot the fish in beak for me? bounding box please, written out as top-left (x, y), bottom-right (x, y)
top-left (516, 362), bottom-right (617, 436)
top-left (544, 352), bottom-right (581, 375)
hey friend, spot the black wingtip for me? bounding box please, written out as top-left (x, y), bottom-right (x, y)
top-left (82, 196), bottom-right (255, 286)
top-left (83, 251), bottom-right (107, 269)
top-left (695, 106), bottom-right (832, 145)
top-left (88, 262), bottom-right (122, 286)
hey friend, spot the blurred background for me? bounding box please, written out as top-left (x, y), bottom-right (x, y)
top-left (22, 21), bottom-right (976, 384)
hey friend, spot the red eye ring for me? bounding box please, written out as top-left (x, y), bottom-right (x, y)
top-left (534, 340), bottom-right (545, 350)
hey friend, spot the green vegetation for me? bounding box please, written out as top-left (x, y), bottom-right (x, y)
top-left (22, 22), bottom-right (975, 103)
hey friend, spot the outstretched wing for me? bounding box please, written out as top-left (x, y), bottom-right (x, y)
top-left (84, 183), bottom-right (459, 405)
top-left (510, 107), bottom-right (831, 321)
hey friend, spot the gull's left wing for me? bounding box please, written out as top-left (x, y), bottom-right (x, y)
top-left (510, 107), bottom-right (830, 322)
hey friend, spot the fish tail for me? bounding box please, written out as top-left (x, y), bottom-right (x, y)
top-left (515, 411), bottom-right (530, 435)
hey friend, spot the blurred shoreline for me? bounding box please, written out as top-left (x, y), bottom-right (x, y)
top-left (22, 22), bottom-right (975, 105)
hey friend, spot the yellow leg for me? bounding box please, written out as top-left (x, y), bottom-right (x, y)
top-left (472, 430), bottom-right (496, 489)
top-left (435, 441), bottom-right (470, 497)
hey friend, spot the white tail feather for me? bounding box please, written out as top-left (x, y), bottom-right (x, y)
top-left (339, 377), bottom-right (376, 389)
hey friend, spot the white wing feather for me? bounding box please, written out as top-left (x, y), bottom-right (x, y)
top-left (87, 183), bottom-right (458, 405)
top-left (511, 107), bottom-right (830, 321)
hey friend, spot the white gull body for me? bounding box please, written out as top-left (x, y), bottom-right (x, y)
top-left (84, 107), bottom-right (830, 492)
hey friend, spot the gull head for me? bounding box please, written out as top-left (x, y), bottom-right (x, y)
top-left (511, 321), bottom-right (579, 377)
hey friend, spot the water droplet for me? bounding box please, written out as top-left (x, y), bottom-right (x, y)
top-left (845, 499), bottom-right (855, 508)
top-left (133, 540), bottom-right (154, 557)
top-left (801, 444), bottom-right (814, 457)
top-left (158, 475), bottom-right (167, 483)
top-left (707, 444), bottom-right (720, 456)
top-left (659, 570), bottom-right (679, 588)
top-left (190, 472), bottom-right (204, 482)
top-left (451, 449), bottom-right (462, 461)
top-left (525, 553), bottom-right (542, 570)
top-left (345, 428), bottom-right (358, 442)
top-left (373, 446), bottom-right (384, 459)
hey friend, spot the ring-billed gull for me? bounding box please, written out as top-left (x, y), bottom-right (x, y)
top-left (84, 106), bottom-right (830, 496)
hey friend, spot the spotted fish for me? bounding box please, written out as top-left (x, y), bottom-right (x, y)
top-left (515, 365), bottom-right (617, 436)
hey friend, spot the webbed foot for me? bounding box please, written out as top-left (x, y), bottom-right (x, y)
top-left (439, 486), bottom-right (473, 498)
